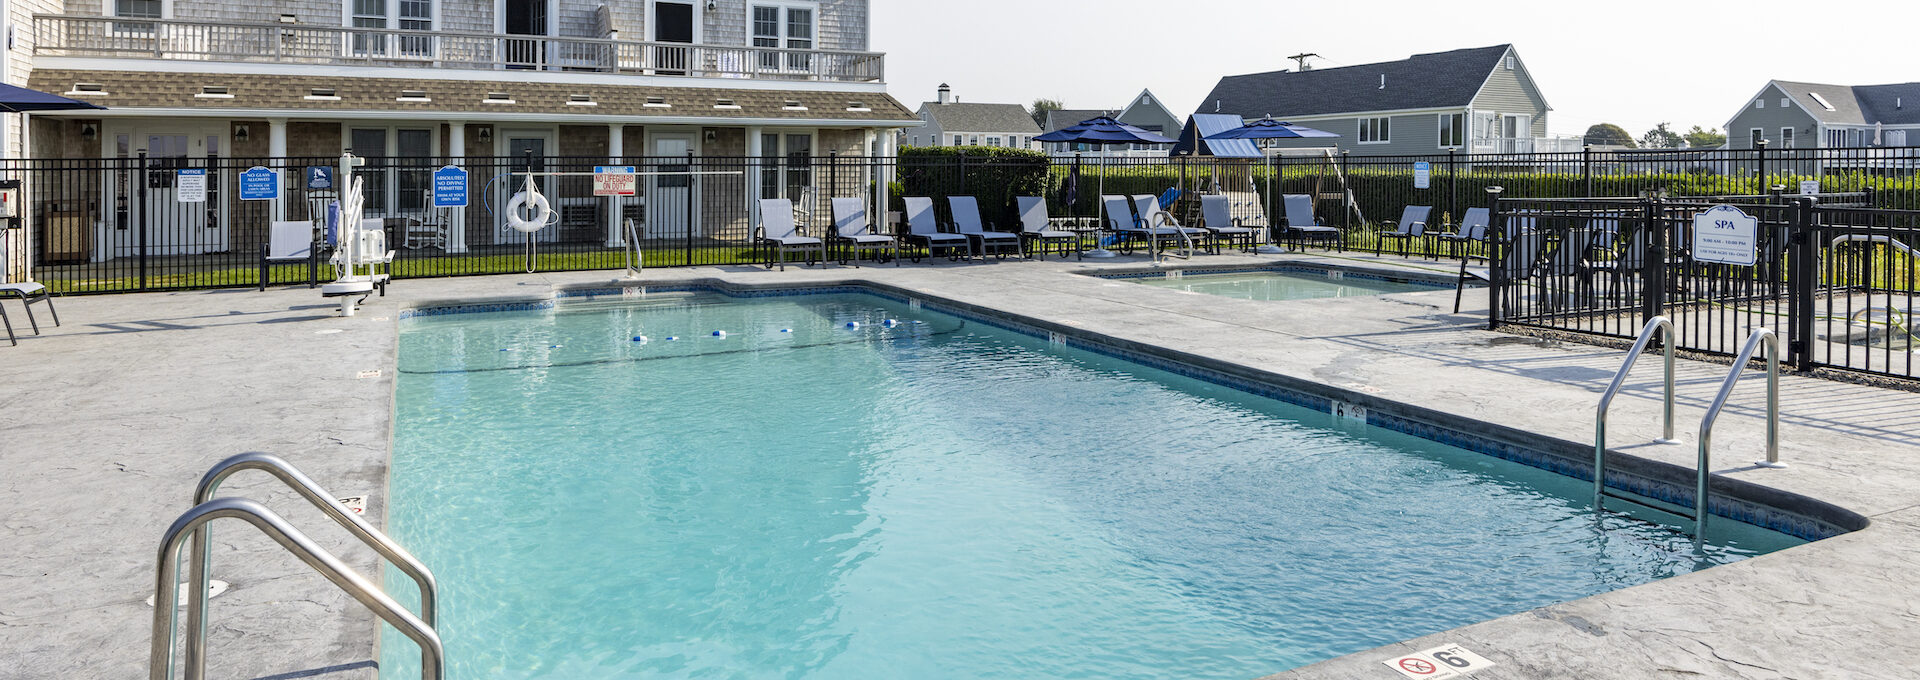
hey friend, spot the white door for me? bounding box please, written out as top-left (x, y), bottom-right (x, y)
top-left (647, 134), bottom-right (699, 240)
top-left (496, 131), bottom-right (559, 244)
top-left (110, 130), bottom-right (226, 258)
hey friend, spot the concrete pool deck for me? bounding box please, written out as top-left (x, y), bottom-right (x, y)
top-left (2, 251), bottom-right (1916, 679)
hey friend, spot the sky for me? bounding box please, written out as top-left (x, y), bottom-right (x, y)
top-left (871, 0), bottom-right (1916, 141)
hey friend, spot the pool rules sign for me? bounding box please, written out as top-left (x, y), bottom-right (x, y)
top-left (1383, 643), bottom-right (1496, 678)
top-left (1692, 204), bottom-right (1759, 266)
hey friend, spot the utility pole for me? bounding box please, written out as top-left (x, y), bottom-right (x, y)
top-left (1286, 52), bottom-right (1320, 71)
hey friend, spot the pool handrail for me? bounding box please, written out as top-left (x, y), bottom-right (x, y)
top-left (1695, 327), bottom-right (1784, 538)
top-left (151, 497), bottom-right (443, 680)
top-left (182, 452), bottom-right (438, 680)
top-left (1594, 315), bottom-right (1677, 514)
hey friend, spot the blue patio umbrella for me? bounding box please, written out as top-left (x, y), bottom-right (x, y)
top-left (1036, 117), bottom-right (1177, 257)
top-left (1202, 117), bottom-right (1338, 140)
top-left (0, 83), bottom-right (105, 113)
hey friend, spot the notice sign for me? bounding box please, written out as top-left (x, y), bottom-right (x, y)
top-left (1414, 161), bottom-right (1431, 189)
top-left (239, 166), bottom-right (278, 201)
top-left (432, 165), bottom-right (469, 207)
top-left (1799, 179), bottom-right (1822, 196)
top-left (1691, 204), bottom-right (1759, 266)
top-left (176, 168), bottom-right (207, 203)
top-left (307, 166), bottom-right (335, 190)
top-left (1382, 643), bottom-right (1497, 679)
top-left (594, 165), bottom-right (637, 196)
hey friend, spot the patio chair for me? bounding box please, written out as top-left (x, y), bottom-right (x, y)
top-left (828, 197), bottom-right (898, 267)
top-left (902, 196), bottom-right (969, 262)
top-left (948, 196), bottom-right (1023, 260)
top-left (1100, 195), bottom-right (1180, 255)
top-left (0, 280), bottom-right (58, 347)
top-left (1373, 205), bottom-right (1433, 258)
top-left (403, 209), bottom-right (449, 250)
top-left (1131, 194), bottom-right (1206, 254)
top-left (754, 197), bottom-right (823, 271)
top-left (1434, 207), bottom-right (1490, 259)
top-left (1454, 229), bottom-right (1546, 314)
top-left (1281, 194), bottom-right (1342, 249)
top-left (1198, 195), bottom-right (1262, 254)
top-left (260, 220), bottom-right (320, 292)
top-left (1015, 196), bottom-right (1078, 259)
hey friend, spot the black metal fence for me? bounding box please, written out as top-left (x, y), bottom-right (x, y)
top-left (1488, 193), bottom-right (1920, 382)
top-left (3, 145), bottom-right (1919, 297)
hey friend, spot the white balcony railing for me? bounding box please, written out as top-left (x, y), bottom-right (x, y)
top-left (1471, 136), bottom-right (1585, 154)
top-left (32, 14), bottom-right (883, 83)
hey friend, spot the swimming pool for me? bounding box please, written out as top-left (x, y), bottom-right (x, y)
top-left (385, 290), bottom-right (1802, 679)
top-left (1117, 268), bottom-right (1446, 301)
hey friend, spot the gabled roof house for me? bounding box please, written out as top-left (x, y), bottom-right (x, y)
top-left (1196, 45), bottom-right (1572, 155)
top-left (1727, 80), bottom-right (1920, 150)
top-left (1040, 89), bottom-right (1180, 154)
top-left (905, 84), bottom-right (1040, 149)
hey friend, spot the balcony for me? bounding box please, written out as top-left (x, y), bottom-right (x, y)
top-left (32, 14), bottom-right (884, 83)
top-left (1470, 135), bottom-right (1585, 154)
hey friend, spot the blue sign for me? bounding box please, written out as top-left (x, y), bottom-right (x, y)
top-left (239, 166), bottom-right (278, 201)
top-left (1413, 161), bottom-right (1431, 189)
top-left (432, 165), bottom-right (469, 208)
top-left (594, 165), bottom-right (636, 174)
top-left (306, 166), bottom-right (334, 191)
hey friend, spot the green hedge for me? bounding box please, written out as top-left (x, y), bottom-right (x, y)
top-left (896, 146), bottom-right (1049, 227)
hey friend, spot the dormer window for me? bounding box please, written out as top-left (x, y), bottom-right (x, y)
top-left (396, 89), bottom-right (430, 102)
top-left (304, 87), bottom-right (340, 101)
top-left (568, 93), bottom-right (596, 106)
top-left (644, 96), bottom-right (670, 108)
top-left (484, 92), bottom-right (515, 104)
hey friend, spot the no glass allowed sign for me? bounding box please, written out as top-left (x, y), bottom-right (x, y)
top-left (1382, 643), bottom-right (1496, 679)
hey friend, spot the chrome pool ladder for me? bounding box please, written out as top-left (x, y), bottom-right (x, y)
top-left (151, 453), bottom-right (442, 680)
top-left (1594, 316), bottom-right (1680, 520)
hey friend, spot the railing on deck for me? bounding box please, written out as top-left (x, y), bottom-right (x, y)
top-left (32, 14), bottom-right (884, 82)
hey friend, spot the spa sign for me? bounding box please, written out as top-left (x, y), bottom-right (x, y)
top-left (1691, 204), bottom-right (1758, 266)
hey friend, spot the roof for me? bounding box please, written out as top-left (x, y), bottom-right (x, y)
top-left (1170, 114), bottom-right (1262, 158)
top-left (918, 102), bottom-right (1041, 134)
top-left (1197, 45), bottom-right (1513, 118)
top-left (1045, 109), bottom-right (1112, 132)
top-left (24, 69), bottom-right (918, 123)
top-left (1768, 80), bottom-right (1920, 126)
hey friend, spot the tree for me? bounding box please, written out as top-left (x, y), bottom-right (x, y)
top-left (1029, 98), bottom-right (1064, 129)
top-left (1583, 123), bottom-right (1636, 148)
top-left (1683, 125), bottom-right (1727, 150)
top-left (1639, 122), bottom-right (1686, 149)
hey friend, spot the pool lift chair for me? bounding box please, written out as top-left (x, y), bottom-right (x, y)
top-left (319, 158), bottom-right (391, 317)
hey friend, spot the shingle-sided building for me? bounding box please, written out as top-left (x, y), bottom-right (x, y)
top-left (1195, 45), bottom-right (1565, 156)
top-left (904, 84), bottom-right (1040, 149)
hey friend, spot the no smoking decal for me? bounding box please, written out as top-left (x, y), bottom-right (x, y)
top-left (1382, 643), bottom-right (1496, 679)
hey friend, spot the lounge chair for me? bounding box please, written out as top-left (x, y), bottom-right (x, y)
top-left (1434, 207), bottom-right (1490, 259)
top-left (1198, 195), bottom-right (1262, 254)
top-left (1281, 194), bottom-right (1342, 249)
top-left (1455, 229), bottom-right (1546, 313)
top-left (948, 196), bottom-right (1023, 259)
top-left (1100, 195), bottom-right (1182, 255)
top-left (1373, 205), bottom-right (1433, 258)
top-left (0, 280), bottom-right (58, 347)
top-left (1131, 194), bottom-right (1206, 255)
top-left (1015, 196), bottom-right (1078, 259)
top-left (260, 220), bottom-right (319, 291)
top-left (828, 197), bottom-right (898, 267)
top-left (754, 198), bottom-right (823, 270)
top-left (902, 196), bottom-right (969, 262)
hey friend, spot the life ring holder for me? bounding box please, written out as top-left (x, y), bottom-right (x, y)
top-left (505, 175), bottom-right (553, 273)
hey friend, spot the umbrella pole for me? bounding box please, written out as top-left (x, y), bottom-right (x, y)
top-left (1084, 146), bottom-right (1115, 258)
top-left (1256, 152), bottom-right (1285, 253)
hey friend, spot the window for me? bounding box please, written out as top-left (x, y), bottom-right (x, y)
top-left (1438, 113), bottom-right (1465, 148)
top-left (951, 135), bottom-right (961, 146)
top-left (1358, 116), bottom-right (1390, 144)
top-left (1887, 130), bottom-right (1908, 147)
top-left (1471, 111), bottom-right (1497, 145)
top-left (752, 3), bottom-right (816, 71)
top-left (348, 0), bottom-right (433, 56)
top-left (1827, 129), bottom-right (1845, 147)
top-left (1750, 128), bottom-right (1764, 147)
top-left (759, 132), bottom-right (812, 199)
top-left (969, 135), bottom-right (978, 145)
top-left (1780, 127), bottom-right (1795, 148)
top-left (113, 0), bottom-right (162, 32)
top-left (349, 127), bottom-right (434, 215)
top-left (987, 137), bottom-right (1001, 147)
top-left (1779, 97), bottom-right (1790, 109)
top-left (1504, 55), bottom-right (1515, 70)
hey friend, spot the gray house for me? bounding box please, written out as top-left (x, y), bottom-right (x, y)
top-left (1726, 80), bottom-right (1920, 150)
top-left (1195, 45), bottom-right (1572, 156)
top-left (904, 84), bottom-right (1041, 150)
top-left (1038, 89), bottom-right (1179, 155)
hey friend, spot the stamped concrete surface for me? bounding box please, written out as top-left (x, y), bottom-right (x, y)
top-left (3, 251), bottom-right (1917, 679)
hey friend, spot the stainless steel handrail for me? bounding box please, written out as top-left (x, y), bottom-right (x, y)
top-left (1594, 316), bottom-right (1677, 512)
top-left (623, 218), bottom-right (644, 278)
top-left (151, 497), bottom-right (443, 680)
top-left (183, 452), bottom-right (437, 680)
top-left (1695, 327), bottom-right (1784, 538)
top-left (1146, 210), bottom-right (1195, 264)
top-left (1832, 234), bottom-right (1919, 258)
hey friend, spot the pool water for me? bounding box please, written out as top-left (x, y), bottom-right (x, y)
top-left (385, 292), bottom-right (1801, 679)
top-left (1129, 269), bottom-right (1442, 300)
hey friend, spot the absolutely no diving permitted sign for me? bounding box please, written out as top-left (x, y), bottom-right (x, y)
top-left (1382, 643), bottom-right (1496, 679)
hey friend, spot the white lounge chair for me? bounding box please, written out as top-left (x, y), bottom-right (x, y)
top-left (755, 198), bottom-right (823, 270)
top-left (260, 220), bottom-right (318, 291)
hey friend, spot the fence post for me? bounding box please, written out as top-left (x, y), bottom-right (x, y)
top-left (1641, 196), bottom-right (1665, 325)
top-left (1447, 148), bottom-right (1457, 224)
top-left (1339, 150), bottom-right (1351, 243)
top-left (685, 150), bottom-right (695, 267)
top-left (137, 150), bottom-right (149, 291)
top-left (957, 150), bottom-right (967, 196)
top-left (1581, 145), bottom-right (1592, 198)
top-left (1789, 196), bottom-right (1817, 371)
top-left (828, 150), bottom-right (838, 262)
top-left (1755, 138), bottom-right (1769, 195)
top-left (1485, 185), bottom-right (1504, 330)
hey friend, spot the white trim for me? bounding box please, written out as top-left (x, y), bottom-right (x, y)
top-left (645, 0), bottom-right (703, 44)
top-left (1116, 87), bottom-right (1178, 126)
top-left (42, 106), bottom-right (915, 128)
top-left (32, 56), bottom-right (892, 93)
top-left (1780, 126), bottom-right (1795, 148)
top-left (1436, 112), bottom-right (1464, 149)
top-left (1749, 127), bottom-right (1765, 147)
top-left (746, 0), bottom-right (819, 72)
top-left (1465, 46), bottom-right (1553, 117)
top-left (1243, 104), bottom-right (1466, 123)
top-left (1356, 115), bottom-right (1389, 144)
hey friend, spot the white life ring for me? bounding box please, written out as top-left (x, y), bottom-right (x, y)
top-left (505, 188), bottom-right (552, 234)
